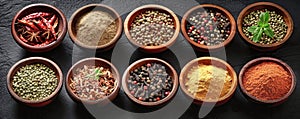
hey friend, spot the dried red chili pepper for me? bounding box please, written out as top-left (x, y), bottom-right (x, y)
top-left (22, 12), bottom-right (51, 20)
top-left (32, 20), bottom-right (47, 31)
top-left (48, 14), bottom-right (57, 25)
top-left (41, 16), bottom-right (56, 39)
top-left (17, 20), bottom-right (39, 32)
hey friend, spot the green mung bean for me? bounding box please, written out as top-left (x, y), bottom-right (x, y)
top-left (12, 64), bottom-right (58, 101)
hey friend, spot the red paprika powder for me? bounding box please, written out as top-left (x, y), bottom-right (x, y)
top-left (242, 62), bottom-right (292, 101)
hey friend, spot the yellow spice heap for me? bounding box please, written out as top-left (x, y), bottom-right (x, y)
top-left (185, 64), bottom-right (232, 101)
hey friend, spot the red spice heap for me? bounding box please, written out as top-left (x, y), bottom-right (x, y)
top-left (242, 62), bottom-right (292, 101)
top-left (15, 12), bottom-right (59, 46)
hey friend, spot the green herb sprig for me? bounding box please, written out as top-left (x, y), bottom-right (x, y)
top-left (86, 67), bottom-right (105, 80)
top-left (248, 12), bottom-right (274, 42)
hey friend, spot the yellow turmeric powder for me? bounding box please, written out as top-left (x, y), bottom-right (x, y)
top-left (185, 64), bottom-right (232, 101)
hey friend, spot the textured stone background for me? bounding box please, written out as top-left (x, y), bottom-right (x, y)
top-left (1, 0), bottom-right (300, 119)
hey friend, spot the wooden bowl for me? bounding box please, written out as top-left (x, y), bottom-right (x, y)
top-left (11, 3), bottom-right (67, 52)
top-left (181, 4), bottom-right (236, 52)
top-left (65, 57), bottom-right (120, 105)
top-left (124, 4), bottom-right (180, 53)
top-left (7, 57), bottom-right (63, 107)
top-left (179, 57), bottom-right (237, 106)
top-left (238, 57), bottom-right (296, 105)
top-left (237, 2), bottom-right (293, 51)
top-left (68, 4), bottom-right (122, 51)
top-left (122, 58), bottom-right (178, 106)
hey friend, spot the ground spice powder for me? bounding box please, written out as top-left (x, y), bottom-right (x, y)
top-left (185, 64), bottom-right (232, 101)
top-left (243, 62), bottom-right (292, 101)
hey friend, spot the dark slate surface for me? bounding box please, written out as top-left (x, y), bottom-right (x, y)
top-left (1, 0), bottom-right (300, 119)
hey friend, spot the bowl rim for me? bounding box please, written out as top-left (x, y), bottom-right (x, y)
top-left (238, 57), bottom-right (296, 104)
top-left (181, 4), bottom-right (236, 51)
top-left (237, 2), bottom-right (294, 48)
top-left (65, 57), bottom-right (120, 104)
top-left (122, 58), bottom-right (179, 106)
top-left (6, 57), bottom-right (63, 104)
top-left (179, 57), bottom-right (238, 103)
top-left (11, 3), bottom-right (67, 51)
top-left (68, 4), bottom-right (123, 50)
top-left (123, 4), bottom-right (180, 51)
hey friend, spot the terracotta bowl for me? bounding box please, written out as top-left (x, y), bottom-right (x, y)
top-left (7, 57), bottom-right (63, 107)
top-left (181, 4), bottom-right (236, 52)
top-left (122, 58), bottom-right (178, 106)
top-left (68, 4), bottom-right (122, 51)
top-left (237, 2), bottom-right (293, 51)
top-left (124, 4), bottom-right (180, 53)
top-left (179, 57), bottom-right (237, 106)
top-left (239, 57), bottom-right (296, 105)
top-left (11, 3), bottom-right (67, 52)
top-left (65, 57), bottom-right (120, 105)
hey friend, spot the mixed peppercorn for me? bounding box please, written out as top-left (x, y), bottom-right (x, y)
top-left (12, 64), bottom-right (58, 101)
top-left (130, 10), bottom-right (175, 46)
top-left (70, 65), bottom-right (116, 101)
top-left (186, 9), bottom-right (231, 46)
top-left (242, 9), bottom-right (287, 44)
top-left (15, 12), bottom-right (59, 46)
top-left (127, 63), bottom-right (173, 102)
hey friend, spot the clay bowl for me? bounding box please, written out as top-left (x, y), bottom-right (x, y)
top-left (11, 3), bottom-right (67, 52)
top-left (179, 57), bottom-right (237, 106)
top-left (65, 57), bottom-right (120, 105)
top-left (181, 4), bottom-right (236, 52)
top-left (239, 57), bottom-right (296, 106)
top-left (122, 58), bottom-right (178, 106)
top-left (7, 57), bottom-right (63, 107)
top-left (124, 4), bottom-right (180, 53)
top-left (68, 4), bottom-right (122, 52)
top-left (237, 2), bottom-right (293, 51)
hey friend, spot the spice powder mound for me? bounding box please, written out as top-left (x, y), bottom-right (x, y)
top-left (242, 62), bottom-right (292, 101)
top-left (185, 64), bottom-right (232, 101)
top-left (76, 11), bottom-right (117, 47)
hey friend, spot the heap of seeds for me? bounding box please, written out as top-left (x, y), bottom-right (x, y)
top-left (127, 63), bottom-right (173, 102)
top-left (186, 9), bottom-right (231, 46)
top-left (12, 64), bottom-right (58, 101)
top-left (70, 65), bottom-right (116, 101)
top-left (130, 10), bottom-right (175, 46)
top-left (242, 9), bottom-right (287, 44)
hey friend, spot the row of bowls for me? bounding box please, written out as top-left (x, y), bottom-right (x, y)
top-left (6, 56), bottom-right (296, 107)
top-left (11, 2), bottom-right (293, 53)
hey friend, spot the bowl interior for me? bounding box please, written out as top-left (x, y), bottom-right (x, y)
top-left (237, 2), bottom-right (293, 48)
top-left (7, 57), bottom-right (62, 104)
top-left (12, 4), bottom-right (67, 49)
top-left (69, 4), bottom-right (122, 49)
top-left (181, 4), bottom-right (236, 50)
top-left (66, 58), bottom-right (120, 103)
top-left (239, 57), bottom-right (296, 104)
top-left (180, 57), bottom-right (237, 103)
top-left (124, 5), bottom-right (180, 50)
top-left (122, 58), bottom-right (178, 106)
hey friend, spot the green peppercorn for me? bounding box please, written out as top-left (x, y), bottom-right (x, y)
top-left (12, 64), bottom-right (58, 101)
